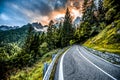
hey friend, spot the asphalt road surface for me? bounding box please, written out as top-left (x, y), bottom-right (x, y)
top-left (54, 45), bottom-right (120, 80)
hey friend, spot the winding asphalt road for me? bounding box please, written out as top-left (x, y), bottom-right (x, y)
top-left (54, 45), bottom-right (120, 80)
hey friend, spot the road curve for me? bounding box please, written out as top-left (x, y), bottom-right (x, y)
top-left (54, 45), bottom-right (120, 80)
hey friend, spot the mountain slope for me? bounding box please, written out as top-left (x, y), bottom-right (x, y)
top-left (84, 20), bottom-right (120, 54)
top-left (0, 25), bottom-right (28, 46)
top-left (0, 23), bottom-right (47, 46)
top-left (9, 49), bottom-right (59, 80)
top-left (0, 25), bottom-right (19, 31)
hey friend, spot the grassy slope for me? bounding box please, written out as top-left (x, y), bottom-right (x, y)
top-left (9, 49), bottom-right (59, 80)
top-left (84, 20), bottom-right (120, 54)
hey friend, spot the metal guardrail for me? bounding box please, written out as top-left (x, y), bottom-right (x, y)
top-left (43, 50), bottom-right (62, 80)
top-left (43, 63), bottom-right (49, 76)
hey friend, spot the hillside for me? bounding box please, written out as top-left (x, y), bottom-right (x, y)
top-left (0, 23), bottom-right (46, 47)
top-left (0, 26), bottom-right (28, 46)
top-left (84, 20), bottom-right (120, 54)
top-left (0, 0), bottom-right (120, 79)
top-left (9, 49), bottom-right (59, 80)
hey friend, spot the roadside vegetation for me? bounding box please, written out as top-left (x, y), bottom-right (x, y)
top-left (0, 0), bottom-right (120, 79)
top-left (0, 6), bottom-right (74, 80)
top-left (10, 49), bottom-right (58, 80)
top-left (84, 20), bottom-right (120, 54)
top-left (83, 0), bottom-right (120, 54)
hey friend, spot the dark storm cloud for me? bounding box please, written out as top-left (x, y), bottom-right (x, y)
top-left (32, 0), bottom-right (52, 15)
top-left (0, 0), bottom-right (56, 26)
top-left (0, 0), bottom-right (83, 26)
top-left (13, 0), bottom-right (67, 16)
top-left (54, 0), bottom-right (67, 9)
top-left (18, 0), bottom-right (53, 16)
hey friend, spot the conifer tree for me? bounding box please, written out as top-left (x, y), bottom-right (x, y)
top-left (47, 20), bottom-right (54, 49)
top-left (103, 0), bottom-right (120, 24)
top-left (61, 8), bottom-right (73, 47)
top-left (23, 24), bottom-right (34, 54)
top-left (29, 33), bottom-right (41, 57)
top-left (81, 0), bottom-right (97, 37)
top-left (98, 0), bottom-right (104, 20)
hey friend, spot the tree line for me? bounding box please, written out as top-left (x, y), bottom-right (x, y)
top-left (0, 0), bottom-right (120, 79)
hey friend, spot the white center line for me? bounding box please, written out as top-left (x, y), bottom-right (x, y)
top-left (77, 47), bottom-right (117, 80)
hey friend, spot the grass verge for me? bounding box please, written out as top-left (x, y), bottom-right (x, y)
top-left (83, 44), bottom-right (120, 55)
top-left (84, 21), bottom-right (120, 55)
top-left (9, 49), bottom-right (59, 80)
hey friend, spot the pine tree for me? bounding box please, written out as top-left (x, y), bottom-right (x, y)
top-left (98, 0), bottom-right (104, 17)
top-left (103, 0), bottom-right (120, 24)
top-left (47, 20), bottom-right (54, 50)
top-left (82, 0), bottom-right (96, 23)
top-left (77, 0), bottom-right (100, 43)
top-left (82, 0), bottom-right (89, 13)
top-left (29, 33), bottom-right (41, 57)
top-left (22, 25), bottom-right (41, 59)
top-left (23, 24), bottom-right (34, 54)
top-left (61, 8), bottom-right (74, 47)
top-left (81, 0), bottom-right (97, 36)
top-left (48, 20), bottom-right (54, 33)
top-left (63, 8), bottom-right (73, 35)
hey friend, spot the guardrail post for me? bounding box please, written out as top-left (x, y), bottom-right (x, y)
top-left (52, 54), bottom-right (56, 60)
top-left (43, 63), bottom-right (49, 76)
top-left (43, 50), bottom-right (62, 80)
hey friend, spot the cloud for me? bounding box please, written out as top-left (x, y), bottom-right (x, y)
top-left (0, 0), bottom-right (84, 26)
top-left (54, 0), bottom-right (67, 9)
top-left (0, 13), bottom-right (10, 20)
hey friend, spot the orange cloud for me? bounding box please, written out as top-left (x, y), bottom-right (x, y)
top-left (38, 0), bottom-right (84, 25)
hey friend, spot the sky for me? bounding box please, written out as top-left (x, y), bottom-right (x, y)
top-left (0, 0), bottom-right (83, 26)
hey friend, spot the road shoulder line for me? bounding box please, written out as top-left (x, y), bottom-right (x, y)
top-left (58, 48), bottom-right (71, 80)
top-left (77, 47), bottom-right (117, 80)
top-left (82, 47), bottom-right (120, 68)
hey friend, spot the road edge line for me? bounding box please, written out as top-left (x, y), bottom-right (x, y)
top-left (77, 47), bottom-right (117, 80)
top-left (58, 48), bottom-right (71, 80)
top-left (82, 46), bottom-right (120, 68)
top-left (43, 50), bottom-right (61, 80)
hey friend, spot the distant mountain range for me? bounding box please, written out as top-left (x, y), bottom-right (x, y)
top-left (0, 25), bottom-right (20, 31)
top-left (31, 22), bottom-right (48, 33)
top-left (0, 16), bottom-right (82, 31)
top-left (54, 16), bottom-right (82, 28)
top-left (0, 22), bottom-right (48, 32)
top-left (0, 17), bottom-right (82, 45)
top-left (0, 22), bottom-right (48, 45)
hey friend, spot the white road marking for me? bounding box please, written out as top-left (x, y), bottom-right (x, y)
top-left (43, 50), bottom-right (61, 80)
top-left (77, 47), bottom-right (117, 80)
top-left (58, 48), bottom-right (70, 80)
top-left (81, 47), bottom-right (120, 68)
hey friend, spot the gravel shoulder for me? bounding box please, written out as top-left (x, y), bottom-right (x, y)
top-left (84, 46), bottom-right (120, 65)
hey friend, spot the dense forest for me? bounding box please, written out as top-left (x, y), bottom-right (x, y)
top-left (0, 0), bottom-right (120, 79)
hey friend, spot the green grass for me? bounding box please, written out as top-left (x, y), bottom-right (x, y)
top-left (84, 20), bottom-right (120, 54)
top-left (9, 49), bottom-right (59, 80)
